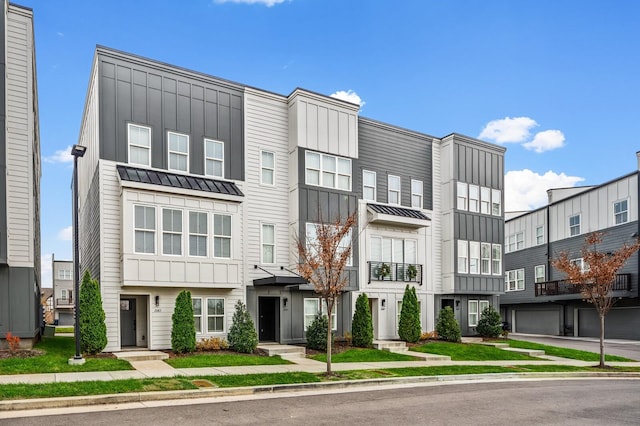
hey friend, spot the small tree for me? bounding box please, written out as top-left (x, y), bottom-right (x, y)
top-left (227, 300), bottom-right (258, 354)
top-left (171, 290), bottom-right (196, 353)
top-left (352, 293), bottom-right (373, 348)
top-left (79, 271), bottom-right (107, 354)
top-left (553, 232), bottom-right (640, 367)
top-left (398, 285), bottom-right (421, 343)
top-left (436, 306), bottom-right (461, 342)
top-left (476, 305), bottom-right (502, 339)
top-left (306, 315), bottom-right (330, 351)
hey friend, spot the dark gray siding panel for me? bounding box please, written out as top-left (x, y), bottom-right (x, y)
top-left (0, 266), bottom-right (38, 338)
top-left (502, 244), bottom-right (548, 303)
top-left (454, 141), bottom-right (504, 189)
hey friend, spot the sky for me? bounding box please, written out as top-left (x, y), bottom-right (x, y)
top-left (18, 0), bottom-right (640, 287)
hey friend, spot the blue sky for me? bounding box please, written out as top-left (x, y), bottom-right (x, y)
top-left (19, 0), bottom-right (640, 286)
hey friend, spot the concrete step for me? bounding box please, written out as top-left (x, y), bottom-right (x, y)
top-left (113, 350), bottom-right (169, 362)
top-left (405, 351), bottom-right (452, 362)
top-left (501, 347), bottom-right (545, 357)
top-left (478, 342), bottom-right (510, 348)
top-left (258, 344), bottom-right (306, 357)
top-left (373, 340), bottom-right (408, 351)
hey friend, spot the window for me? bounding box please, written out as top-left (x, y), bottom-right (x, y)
top-left (58, 269), bottom-right (72, 280)
top-left (571, 258), bottom-right (586, 272)
top-left (168, 132), bottom-right (189, 172)
top-left (61, 289), bottom-right (67, 300)
top-left (304, 298), bottom-right (337, 331)
top-left (506, 234), bottom-right (516, 253)
top-left (457, 182), bottom-right (468, 210)
top-left (569, 214), bottom-right (581, 236)
top-left (193, 298), bottom-right (202, 333)
top-left (457, 240), bottom-right (468, 273)
top-left (307, 223), bottom-right (352, 266)
top-left (411, 179), bottom-right (423, 209)
top-left (362, 170), bottom-right (376, 201)
top-left (491, 189), bottom-right (501, 216)
top-left (205, 139), bottom-right (224, 178)
top-left (189, 211), bottom-right (208, 257)
top-left (469, 241), bottom-right (480, 274)
top-left (134, 205), bottom-right (155, 254)
top-left (481, 243), bottom-right (491, 275)
top-left (506, 269), bottom-right (525, 291)
top-left (213, 214), bottom-right (231, 258)
top-left (371, 236), bottom-right (417, 280)
top-left (516, 232), bottom-right (524, 250)
top-left (536, 226), bottom-right (544, 245)
top-left (305, 151), bottom-right (351, 190)
top-left (469, 185), bottom-right (479, 213)
top-left (162, 208), bottom-right (182, 256)
top-left (468, 300), bottom-right (479, 327)
top-left (535, 265), bottom-right (545, 283)
top-left (261, 150), bottom-right (275, 185)
top-left (492, 244), bottom-right (502, 275)
top-left (128, 123), bottom-right (151, 166)
top-left (207, 298), bottom-right (224, 333)
top-left (614, 200), bottom-right (628, 224)
top-left (261, 224), bottom-right (275, 264)
top-left (480, 187), bottom-right (490, 215)
top-left (388, 175), bottom-right (401, 205)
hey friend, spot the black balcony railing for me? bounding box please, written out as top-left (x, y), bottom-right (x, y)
top-left (535, 273), bottom-right (631, 297)
top-left (368, 261), bottom-right (423, 285)
top-left (56, 298), bottom-right (73, 306)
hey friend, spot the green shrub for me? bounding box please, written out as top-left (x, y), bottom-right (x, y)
top-left (227, 301), bottom-right (258, 354)
top-left (306, 315), bottom-right (331, 351)
top-left (352, 293), bottom-right (373, 348)
top-left (476, 305), bottom-right (502, 338)
top-left (171, 290), bottom-right (196, 353)
top-left (435, 306), bottom-right (461, 342)
top-left (78, 271), bottom-right (107, 354)
top-left (398, 285), bottom-right (421, 343)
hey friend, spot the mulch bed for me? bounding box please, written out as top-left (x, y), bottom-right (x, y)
top-left (0, 349), bottom-right (44, 360)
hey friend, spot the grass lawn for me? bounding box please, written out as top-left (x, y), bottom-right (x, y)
top-left (0, 337), bottom-right (132, 375)
top-left (165, 353), bottom-right (291, 368)
top-left (411, 341), bottom-right (540, 361)
top-left (54, 327), bottom-right (74, 334)
top-left (310, 348), bottom-right (420, 363)
top-left (506, 339), bottom-right (634, 362)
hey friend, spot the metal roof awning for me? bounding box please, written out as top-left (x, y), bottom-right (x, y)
top-left (367, 203), bottom-right (431, 228)
top-left (252, 265), bottom-right (309, 287)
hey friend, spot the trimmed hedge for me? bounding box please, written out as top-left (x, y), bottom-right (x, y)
top-left (171, 290), bottom-right (196, 353)
top-left (398, 285), bottom-right (421, 343)
top-left (78, 271), bottom-right (107, 354)
top-left (435, 306), bottom-right (461, 342)
top-left (306, 315), bottom-right (330, 351)
top-left (476, 305), bottom-right (502, 338)
top-left (352, 293), bottom-right (373, 348)
top-left (227, 301), bottom-right (258, 353)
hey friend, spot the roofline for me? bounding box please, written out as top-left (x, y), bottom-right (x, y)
top-left (441, 133), bottom-right (507, 154)
top-left (358, 116), bottom-right (438, 141)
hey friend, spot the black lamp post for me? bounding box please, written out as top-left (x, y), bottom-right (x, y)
top-left (70, 144), bottom-right (86, 365)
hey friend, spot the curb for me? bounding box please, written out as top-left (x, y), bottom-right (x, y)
top-left (2, 371), bottom-right (640, 412)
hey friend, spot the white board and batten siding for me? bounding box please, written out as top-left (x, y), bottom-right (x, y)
top-left (436, 138), bottom-right (456, 294)
top-left (505, 209), bottom-right (547, 251)
top-left (77, 59), bottom-right (101, 208)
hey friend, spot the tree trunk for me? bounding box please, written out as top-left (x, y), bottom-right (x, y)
top-left (326, 308), bottom-right (332, 375)
top-left (599, 313), bottom-right (606, 368)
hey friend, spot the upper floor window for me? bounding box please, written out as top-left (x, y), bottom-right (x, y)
top-left (362, 170), bottom-right (376, 201)
top-left (506, 269), bottom-right (525, 291)
top-left (491, 189), bottom-right (501, 216)
top-left (469, 185), bottom-right (479, 213)
top-left (469, 241), bottom-right (480, 274)
top-left (168, 132), bottom-right (189, 172)
top-left (306, 223), bottom-right (352, 266)
top-left (388, 175), bottom-right (401, 205)
top-left (457, 182), bottom-right (468, 210)
top-left (569, 214), bottom-right (581, 236)
top-left (134, 205), bottom-right (156, 254)
top-left (516, 232), bottom-right (524, 250)
top-left (570, 258), bottom-right (586, 272)
top-left (305, 151), bottom-right (351, 191)
top-left (536, 225), bottom-right (544, 245)
top-left (371, 236), bottom-right (417, 266)
top-left (411, 179), bottom-right (423, 209)
top-left (535, 265), bottom-right (546, 283)
top-left (506, 232), bottom-right (524, 253)
top-left (205, 139), bottom-right (224, 178)
top-left (162, 208), bottom-right (183, 256)
top-left (260, 150), bottom-right (275, 185)
top-left (261, 223), bottom-right (275, 264)
top-left (213, 214), bottom-right (231, 258)
top-left (480, 187), bottom-right (490, 215)
top-left (128, 124), bottom-right (151, 166)
top-left (481, 243), bottom-right (491, 275)
top-left (614, 200), bottom-right (628, 224)
top-left (189, 211), bottom-right (208, 257)
top-left (492, 244), bottom-right (502, 275)
top-left (58, 269), bottom-right (72, 280)
top-left (457, 240), bottom-right (468, 274)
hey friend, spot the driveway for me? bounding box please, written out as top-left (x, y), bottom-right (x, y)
top-left (510, 333), bottom-right (640, 360)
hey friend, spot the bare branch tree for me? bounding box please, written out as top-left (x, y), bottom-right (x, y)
top-left (552, 232), bottom-right (640, 367)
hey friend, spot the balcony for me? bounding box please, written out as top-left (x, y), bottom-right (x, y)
top-left (56, 298), bottom-right (73, 307)
top-left (535, 273), bottom-right (631, 297)
top-left (368, 261), bottom-right (423, 285)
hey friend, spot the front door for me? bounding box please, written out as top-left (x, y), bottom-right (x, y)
top-left (258, 297), bottom-right (278, 342)
top-left (120, 298), bottom-right (137, 347)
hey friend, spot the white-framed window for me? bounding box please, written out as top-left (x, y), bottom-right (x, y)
top-left (305, 151), bottom-right (351, 191)
top-left (134, 205), bottom-right (156, 254)
top-left (189, 211), bottom-right (208, 257)
top-left (468, 300), bottom-right (479, 327)
top-left (457, 182), bottom-right (468, 211)
top-left (61, 289), bottom-right (67, 300)
top-left (168, 131), bottom-right (189, 172)
top-left (58, 269), bottom-right (72, 280)
top-left (213, 214), bottom-right (231, 258)
top-left (162, 208), bottom-right (182, 256)
top-left (491, 189), bottom-right (501, 216)
top-left (469, 185), bottom-right (479, 213)
top-left (306, 223), bottom-right (352, 266)
top-left (516, 232), bottom-right (524, 250)
top-left (480, 187), bottom-right (490, 215)
top-left (481, 243), bottom-right (491, 275)
top-left (261, 150), bottom-right (275, 185)
top-left (570, 258), bottom-right (586, 272)
top-left (193, 297), bottom-right (203, 334)
top-left (569, 214), bottom-right (581, 236)
top-left (304, 298), bottom-right (337, 331)
top-left (457, 240), bottom-right (468, 273)
top-left (388, 175), bottom-right (401, 205)
top-left (469, 241), bottom-right (480, 274)
top-left (205, 139), bottom-right (224, 178)
top-left (397, 300), bottom-right (422, 330)
top-left (411, 179), bottom-right (423, 209)
top-left (506, 269), bottom-right (525, 291)
top-left (480, 300), bottom-right (490, 317)
top-left (506, 234), bottom-right (515, 253)
top-left (370, 236), bottom-right (417, 280)
top-left (536, 225), bottom-right (544, 245)
top-left (492, 244), bottom-right (502, 275)
top-left (207, 298), bottom-right (225, 333)
top-left (535, 265), bottom-right (545, 283)
top-left (362, 170), bottom-right (376, 201)
top-left (614, 199), bottom-right (628, 225)
top-left (261, 223), bottom-right (275, 264)
top-left (128, 123), bottom-right (151, 166)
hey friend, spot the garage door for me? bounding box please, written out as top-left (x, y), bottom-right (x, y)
top-left (515, 310), bottom-right (560, 335)
top-left (578, 307), bottom-right (640, 340)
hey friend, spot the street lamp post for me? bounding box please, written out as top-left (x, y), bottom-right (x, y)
top-left (69, 144), bottom-right (86, 365)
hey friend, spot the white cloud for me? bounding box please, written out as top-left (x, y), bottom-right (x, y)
top-left (214, 0), bottom-right (287, 6)
top-left (41, 253), bottom-right (53, 288)
top-left (478, 116), bottom-right (538, 144)
top-left (57, 32), bottom-right (64, 37)
top-left (505, 169), bottom-right (584, 211)
top-left (44, 145), bottom-right (73, 164)
top-left (58, 226), bottom-right (72, 241)
top-left (522, 129), bottom-right (566, 153)
top-left (330, 90), bottom-right (365, 107)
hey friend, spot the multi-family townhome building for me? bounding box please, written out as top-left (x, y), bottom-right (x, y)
top-left (0, 1), bottom-right (40, 348)
top-left (51, 255), bottom-right (74, 325)
top-left (501, 152), bottom-right (640, 340)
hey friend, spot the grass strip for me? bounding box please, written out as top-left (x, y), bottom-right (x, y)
top-left (310, 348), bottom-right (419, 363)
top-left (410, 341), bottom-right (540, 361)
top-left (506, 340), bottom-right (634, 362)
top-left (54, 327), bottom-right (74, 334)
top-left (166, 353), bottom-right (291, 368)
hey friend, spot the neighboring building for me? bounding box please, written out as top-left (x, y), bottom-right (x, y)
top-left (40, 287), bottom-right (53, 325)
top-left (76, 46), bottom-right (505, 351)
top-left (51, 255), bottom-right (74, 325)
top-left (501, 152), bottom-right (640, 340)
top-left (0, 2), bottom-right (41, 348)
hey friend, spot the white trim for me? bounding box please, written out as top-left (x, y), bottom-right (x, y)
top-left (261, 223), bottom-right (276, 264)
top-left (127, 123), bottom-right (151, 167)
top-left (213, 213), bottom-right (232, 259)
top-left (569, 214), bottom-right (581, 236)
top-left (614, 198), bottom-right (629, 225)
top-left (167, 131), bottom-right (189, 172)
top-left (505, 268), bottom-right (525, 291)
top-left (534, 264), bottom-right (545, 283)
top-left (193, 297), bottom-right (203, 334)
top-left (388, 174), bottom-right (401, 205)
top-left (161, 207), bottom-right (183, 256)
top-left (304, 150), bottom-right (352, 191)
top-left (260, 150), bottom-right (276, 186)
top-left (206, 297), bottom-right (226, 333)
top-left (188, 210), bottom-right (208, 258)
top-left (362, 169), bottom-right (376, 202)
top-left (205, 139), bottom-right (225, 178)
top-left (411, 179), bottom-right (423, 209)
top-left (303, 298), bottom-right (337, 331)
top-left (468, 184), bottom-right (479, 213)
top-left (457, 182), bottom-right (468, 211)
top-left (133, 204), bottom-right (156, 255)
